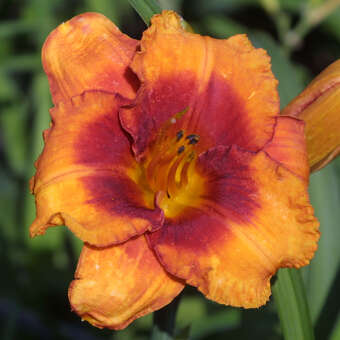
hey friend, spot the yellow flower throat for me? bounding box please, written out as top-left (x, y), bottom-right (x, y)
top-left (133, 112), bottom-right (204, 218)
top-left (144, 129), bottom-right (199, 197)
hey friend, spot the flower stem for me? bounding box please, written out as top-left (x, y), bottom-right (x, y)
top-left (273, 268), bottom-right (315, 340)
top-left (150, 293), bottom-right (182, 340)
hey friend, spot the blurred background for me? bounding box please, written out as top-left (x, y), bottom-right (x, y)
top-left (0, 0), bottom-right (339, 339)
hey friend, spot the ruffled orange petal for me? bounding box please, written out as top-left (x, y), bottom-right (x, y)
top-left (263, 116), bottom-right (309, 181)
top-left (120, 10), bottom-right (279, 160)
top-left (30, 91), bottom-right (162, 247)
top-left (69, 236), bottom-right (184, 330)
top-left (42, 12), bottom-right (138, 104)
top-left (281, 59), bottom-right (340, 171)
top-left (148, 146), bottom-right (319, 308)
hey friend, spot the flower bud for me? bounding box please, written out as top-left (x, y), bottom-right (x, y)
top-left (281, 60), bottom-right (340, 172)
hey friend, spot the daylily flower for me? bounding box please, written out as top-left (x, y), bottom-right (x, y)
top-left (30, 11), bottom-right (320, 329)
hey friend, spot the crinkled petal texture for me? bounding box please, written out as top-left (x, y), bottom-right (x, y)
top-left (69, 236), bottom-right (184, 330)
top-left (30, 91), bottom-right (163, 246)
top-left (42, 12), bottom-right (139, 104)
top-left (148, 146), bottom-right (319, 307)
top-left (120, 11), bottom-right (279, 159)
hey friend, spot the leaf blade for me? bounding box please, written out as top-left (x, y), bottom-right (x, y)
top-left (273, 269), bottom-right (315, 340)
top-left (128, 0), bottom-right (162, 26)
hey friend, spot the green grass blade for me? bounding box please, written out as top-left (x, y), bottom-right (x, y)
top-left (83, 0), bottom-right (132, 27)
top-left (24, 73), bottom-right (53, 246)
top-left (330, 312), bottom-right (340, 340)
top-left (273, 269), bottom-right (315, 340)
top-left (304, 163), bottom-right (340, 323)
top-left (128, 0), bottom-right (162, 25)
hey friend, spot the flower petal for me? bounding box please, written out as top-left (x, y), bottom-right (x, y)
top-left (120, 10), bottom-right (279, 159)
top-left (69, 236), bottom-right (184, 330)
top-left (42, 12), bottom-right (138, 104)
top-left (281, 59), bottom-right (340, 171)
top-left (30, 91), bottom-right (162, 246)
top-left (148, 146), bottom-right (319, 308)
top-left (263, 116), bottom-right (309, 181)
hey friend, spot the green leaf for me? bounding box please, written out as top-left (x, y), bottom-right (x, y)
top-left (83, 0), bottom-right (132, 28)
top-left (22, 0), bottom-right (58, 46)
top-left (0, 21), bottom-right (37, 38)
top-left (184, 0), bottom-right (258, 16)
top-left (24, 73), bottom-right (52, 248)
top-left (0, 167), bottom-right (17, 237)
top-left (272, 269), bottom-right (315, 340)
top-left (202, 15), bottom-right (248, 37)
top-left (0, 102), bottom-right (29, 176)
top-left (176, 296), bottom-right (206, 328)
top-left (0, 54), bottom-right (41, 73)
top-left (30, 73), bottom-right (52, 165)
top-left (128, 0), bottom-right (162, 26)
top-left (158, 0), bottom-right (182, 11)
top-left (0, 70), bottom-right (20, 101)
top-left (190, 309), bottom-right (240, 340)
top-left (330, 312), bottom-right (340, 340)
top-left (303, 162), bottom-right (340, 323)
top-left (322, 7), bottom-right (340, 42)
top-left (151, 294), bottom-right (181, 340)
top-left (277, 0), bottom-right (308, 11)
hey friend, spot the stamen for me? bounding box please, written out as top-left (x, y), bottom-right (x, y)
top-left (179, 156), bottom-right (194, 188)
top-left (142, 108), bottom-right (200, 197)
top-left (186, 134), bottom-right (200, 145)
top-left (177, 145), bottom-right (185, 154)
top-left (167, 154), bottom-right (186, 197)
top-left (167, 148), bottom-right (196, 198)
top-left (176, 130), bottom-right (184, 141)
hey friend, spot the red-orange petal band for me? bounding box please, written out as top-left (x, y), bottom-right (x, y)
top-left (120, 11), bottom-right (279, 160)
top-left (30, 91), bottom-right (162, 246)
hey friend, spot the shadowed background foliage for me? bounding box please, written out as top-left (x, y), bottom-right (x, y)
top-left (0, 0), bottom-right (339, 339)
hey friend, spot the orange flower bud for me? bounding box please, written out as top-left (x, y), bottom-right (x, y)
top-left (281, 60), bottom-right (340, 172)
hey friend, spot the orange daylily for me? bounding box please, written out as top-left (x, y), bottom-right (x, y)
top-left (30, 11), bottom-right (320, 330)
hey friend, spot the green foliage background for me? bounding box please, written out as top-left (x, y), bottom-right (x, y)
top-left (0, 0), bottom-right (339, 339)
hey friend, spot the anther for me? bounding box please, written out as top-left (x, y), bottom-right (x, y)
top-left (186, 134), bottom-right (200, 145)
top-left (187, 151), bottom-right (195, 161)
top-left (177, 145), bottom-right (185, 154)
top-left (176, 130), bottom-right (184, 141)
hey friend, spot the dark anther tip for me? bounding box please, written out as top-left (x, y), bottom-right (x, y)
top-left (186, 134), bottom-right (200, 145)
top-left (177, 145), bottom-right (185, 154)
top-left (176, 130), bottom-right (184, 141)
